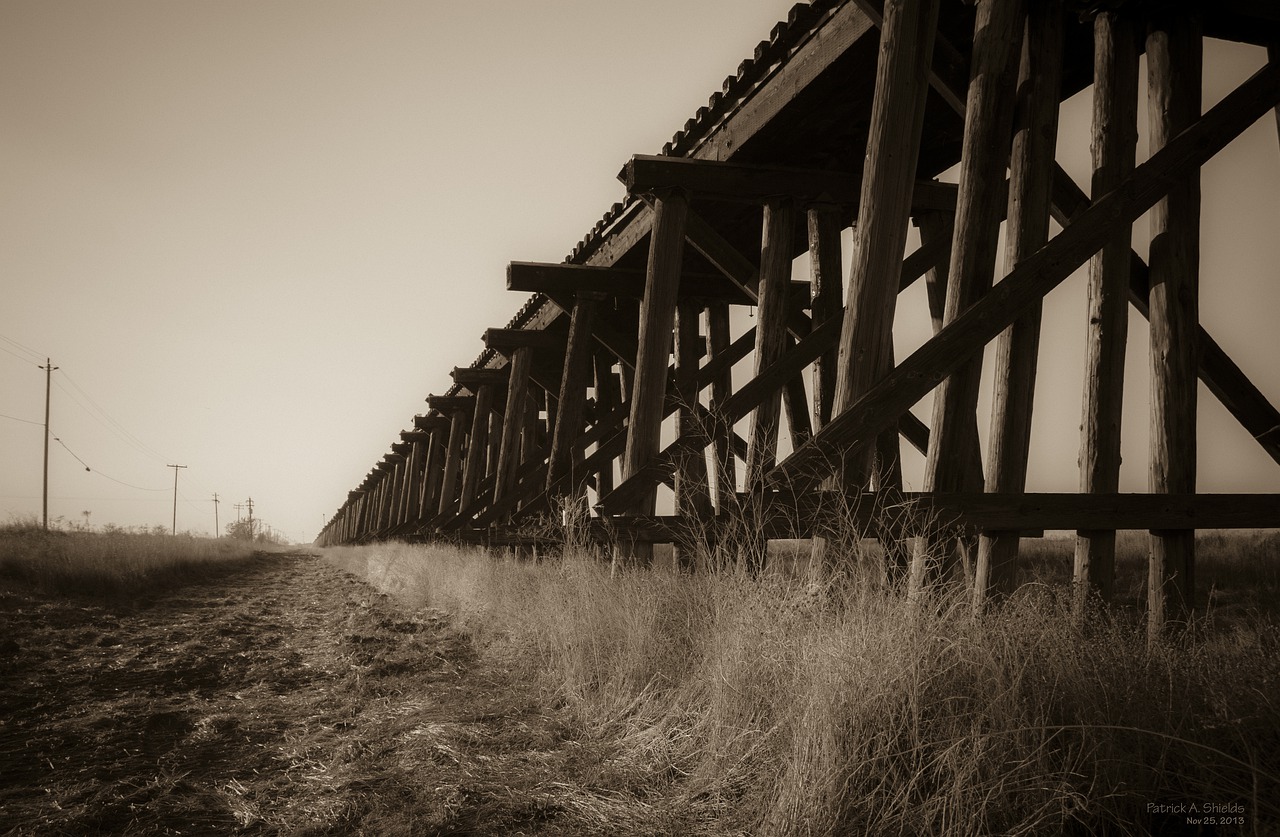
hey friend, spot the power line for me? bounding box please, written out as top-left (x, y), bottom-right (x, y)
top-left (0, 333), bottom-right (46, 363)
top-left (0, 344), bottom-right (40, 365)
top-left (51, 435), bottom-right (167, 492)
top-left (53, 373), bottom-right (172, 465)
top-left (0, 412), bottom-right (43, 426)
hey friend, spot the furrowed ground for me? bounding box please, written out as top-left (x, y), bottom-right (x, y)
top-left (0, 552), bottom-right (655, 836)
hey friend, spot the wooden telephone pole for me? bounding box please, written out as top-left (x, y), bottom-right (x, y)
top-left (167, 464), bottom-right (187, 535)
top-left (39, 358), bottom-right (57, 531)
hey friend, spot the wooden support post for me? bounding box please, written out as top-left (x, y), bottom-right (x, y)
top-left (833, 0), bottom-right (941, 495)
top-left (974, 0), bottom-right (1064, 608)
top-left (782, 356), bottom-right (813, 451)
top-left (745, 199), bottom-right (796, 491)
top-left (673, 299), bottom-right (714, 571)
top-left (460, 384), bottom-right (496, 515)
top-left (705, 302), bottom-right (737, 513)
top-left (593, 350), bottom-right (620, 496)
top-left (1074, 9), bottom-right (1140, 613)
top-left (487, 405), bottom-right (503, 480)
top-left (547, 292), bottom-right (601, 504)
top-left (620, 189), bottom-right (689, 566)
top-left (404, 437), bottom-right (427, 524)
top-left (494, 346), bottom-right (534, 512)
top-left (807, 205), bottom-right (842, 432)
top-left (1147, 11), bottom-right (1202, 641)
top-left (438, 408), bottom-right (469, 517)
top-left (914, 0), bottom-right (1024, 593)
top-left (421, 424), bottom-right (446, 523)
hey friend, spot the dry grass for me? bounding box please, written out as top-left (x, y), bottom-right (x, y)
top-left (0, 519), bottom-right (270, 597)
top-left (325, 532), bottom-right (1280, 836)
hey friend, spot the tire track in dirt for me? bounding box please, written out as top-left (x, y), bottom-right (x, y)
top-left (0, 552), bottom-right (629, 836)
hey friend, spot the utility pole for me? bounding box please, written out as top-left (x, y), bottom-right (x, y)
top-left (166, 464), bottom-right (187, 535)
top-left (212, 493), bottom-right (220, 538)
top-left (39, 358), bottom-right (57, 531)
top-left (246, 497), bottom-right (255, 542)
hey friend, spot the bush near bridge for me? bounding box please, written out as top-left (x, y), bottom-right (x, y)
top-left (324, 531), bottom-right (1280, 836)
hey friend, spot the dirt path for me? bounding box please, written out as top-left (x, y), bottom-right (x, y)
top-left (0, 552), bottom-right (629, 836)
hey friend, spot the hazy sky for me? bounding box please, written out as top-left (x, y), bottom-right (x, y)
top-left (2, 2), bottom-right (1277, 543)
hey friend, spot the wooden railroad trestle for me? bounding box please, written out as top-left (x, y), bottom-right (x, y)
top-left (318, 0), bottom-right (1280, 636)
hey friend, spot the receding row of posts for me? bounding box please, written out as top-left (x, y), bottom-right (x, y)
top-left (318, 0), bottom-right (1280, 642)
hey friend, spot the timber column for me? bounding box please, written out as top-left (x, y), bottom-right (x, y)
top-left (1146, 8), bottom-right (1202, 641)
top-left (619, 188), bottom-right (689, 566)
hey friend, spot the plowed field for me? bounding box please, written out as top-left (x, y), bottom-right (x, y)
top-left (0, 552), bottom-right (618, 836)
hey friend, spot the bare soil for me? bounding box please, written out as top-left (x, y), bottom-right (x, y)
top-left (0, 552), bottom-right (641, 836)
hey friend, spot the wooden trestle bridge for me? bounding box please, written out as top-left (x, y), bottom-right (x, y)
top-left (317, 0), bottom-right (1280, 629)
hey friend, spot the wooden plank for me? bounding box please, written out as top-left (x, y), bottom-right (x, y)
top-left (593, 349), bottom-right (620, 495)
top-left (770, 59), bottom-right (1280, 489)
top-left (413, 414), bottom-right (450, 431)
top-left (421, 424), bottom-right (446, 522)
top-left (622, 154), bottom-right (959, 210)
top-left (1146, 13), bottom-right (1202, 639)
top-left (975, 0), bottom-right (1064, 607)
top-left (832, 0), bottom-right (942, 490)
top-left (619, 190), bottom-right (689, 565)
top-left (585, 492), bottom-right (1280, 543)
top-left (745, 199), bottom-right (796, 491)
top-left (547, 294), bottom-right (599, 497)
top-left (1074, 9), bottom-right (1140, 609)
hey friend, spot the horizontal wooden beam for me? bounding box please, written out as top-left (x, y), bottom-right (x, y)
top-left (413, 414), bottom-right (451, 431)
top-left (509, 261), bottom-right (809, 305)
top-left (399, 430), bottom-right (429, 443)
top-left (482, 327), bottom-right (564, 353)
top-left (621, 154), bottom-right (959, 210)
top-left (451, 367), bottom-right (509, 387)
top-left (390, 443), bottom-right (411, 456)
top-left (425, 395), bottom-right (475, 411)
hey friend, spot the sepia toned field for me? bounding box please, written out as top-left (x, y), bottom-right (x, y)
top-left (2, 528), bottom-right (1279, 835)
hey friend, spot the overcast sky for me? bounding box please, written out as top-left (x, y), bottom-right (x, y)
top-left (2, 2), bottom-right (1277, 543)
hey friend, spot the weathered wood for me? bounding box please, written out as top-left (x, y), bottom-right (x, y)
top-left (770, 59), bottom-right (1280, 488)
top-left (782, 349), bottom-right (813, 451)
top-left (421, 423), bottom-right (446, 521)
top-left (459, 384), bottom-right (495, 514)
top-left (414, 414), bottom-right (450, 432)
top-left (452, 367), bottom-right (509, 389)
top-left (1049, 167), bottom-right (1280, 467)
top-left (593, 351), bottom-right (620, 495)
top-left (593, 493), bottom-right (1280, 541)
top-left (914, 0), bottom-right (1024, 591)
top-left (691, 2), bottom-right (877, 161)
top-left (833, 0), bottom-right (941, 489)
top-left (673, 299), bottom-right (714, 570)
top-left (807, 205), bottom-right (842, 432)
top-left (1074, 9), bottom-right (1140, 610)
top-left (622, 154), bottom-right (959, 210)
top-left (403, 437), bottom-right (427, 524)
top-left (547, 294), bottom-right (600, 498)
top-left (508, 261), bottom-right (792, 305)
top-left (975, 0), bottom-right (1064, 607)
top-left (620, 190), bottom-right (689, 565)
top-left (745, 199), bottom-right (797, 493)
top-left (437, 408), bottom-right (469, 517)
top-left (705, 302), bottom-right (737, 511)
top-left (483, 327), bottom-right (563, 354)
top-left (425, 395), bottom-right (476, 412)
top-left (493, 345), bottom-right (534, 512)
top-left (1147, 12), bottom-right (1202, 640)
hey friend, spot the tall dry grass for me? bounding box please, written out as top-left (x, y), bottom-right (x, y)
top-left (323, 534), bottom-right (1280, 835)
top-left (0, 519), bottom-right (271, 596)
